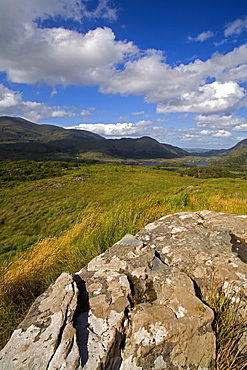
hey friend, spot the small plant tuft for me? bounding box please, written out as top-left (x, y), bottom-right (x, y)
top-left (207, 283), bottom-right (247, 370)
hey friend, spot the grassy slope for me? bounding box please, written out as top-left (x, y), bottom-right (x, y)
top-left (213, 148), bottom-right (247, 172)
top-left (1, 162), bottom-right (247, 348)
top-left (0, 116), bottom-right (188, 161)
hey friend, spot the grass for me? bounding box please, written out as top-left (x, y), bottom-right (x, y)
top-left (207, 283), bottom-right (247, 370)
top-left (1, 162), bottom-right (247, 353)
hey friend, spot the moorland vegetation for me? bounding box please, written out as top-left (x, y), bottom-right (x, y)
top-left (1, 159), bottom-right (247, 354)
top-left (1, 115), bottom-right (247, 367)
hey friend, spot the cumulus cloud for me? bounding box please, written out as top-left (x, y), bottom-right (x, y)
top-left (81, 109), bottom-right (91, 117)
top-left (224, 17), bottom-right (247, 37)
top-left (172, 127), bottom-right (236, 147)
top-left (66, 119), bottom-right (180, 139)
top-left (0, 26), bottom-right (136, 85)
top-left (188, 31), bottom-right (214, 42)
top-left (51, 109), bottom-right (77, 118)
top-left (1, 1), bottom-right (247, 118)
top-left (156, 81), bottom-right (245, 114)
top-left (195, 113), bottom-right (247, 131)
top-left (100, 45), bottom-right (247, 115)
top-left (0, 84), bottom-right (22, 113)
top-left (0, 83), bottom-right (79, 122)
top-left (0, 0), bottom-right (132, 85)
top-left (200, 129), bottom-right (232, 138)
top-left (66, 119), bottom-right (236, 147)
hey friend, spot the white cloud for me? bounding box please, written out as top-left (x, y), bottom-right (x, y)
top-left (1, 26), bottom-right (136, 85)
top-left (131, 111), bottom-right (145, 115)
top-left (224, 17), bottom-right (247, 37)
top-left (50, 88), bottom-right (57, 98)
top-left (1, 1), bottom-right (247, 119)
top-left (100, 50), bottom-right (168, 96)
top-left (0, 0), bottom-right (132, 85)
top-left (0, 0), bottom-right (117, 28)
top-left (81, 109), bottom-right (91, 117)
top-left (66, 120), bottom-right (173, 138)
top-left (100, 45), bottom-right (247, 115)
top-left (156, 81), bottom-right (245, 114)
top-left (0, 83), bottom-right (79, 122)
top-left (87, 0), bottom-right (117, 21)
top-left (155, 118), bottom-right (170, 123)
top-left (119, 115), bottom-right (128, 121)
top-left (200, 129), bottom-right (232, 138)
top-left (188, 31), bottom-right (214, 42)
top-left (178, 113), bottom-right (189, 120)
top-left (0, 84), bottom-right (22, 112)
top-left (80, 109), bottom-right (95, 120)
top-left (51, 109), bottom-right (77, 118)
top-left (195, 113), bottom-right (247, 131)
top-left (173, 127), bottom-right (236, 147)
top-left (65, 120), bottom-right (240, 149)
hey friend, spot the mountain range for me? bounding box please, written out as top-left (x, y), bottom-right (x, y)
top-left (0, 116), bottom-right (188, 161)
top-left (1, 116), bottom-right (247, 162)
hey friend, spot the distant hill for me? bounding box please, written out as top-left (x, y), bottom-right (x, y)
top-left (193, 137), bottom-right (247, 171)
top-left (0, 116), bottom-right (104, 143)
top-left (194, 137), bottom-right (247, 158)
top-left (0, 116), bottom-right (189, 161)
top-left (212, 148), bottom-right (247, 171)
top-left (228, 138), bottom-right (247, 151)
top-left (195, 148), bottom-right (227, 157)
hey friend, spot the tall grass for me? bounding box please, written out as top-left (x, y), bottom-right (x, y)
top-left (1, 164), bottom-right (247, 349)
top-left (207, 284), bottom-right (247, 370)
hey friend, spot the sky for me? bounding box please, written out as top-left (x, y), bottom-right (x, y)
top-left (1, 1), bottom-right (247, 149)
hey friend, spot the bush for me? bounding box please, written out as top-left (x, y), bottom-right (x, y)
top-left (181, 166), bottom-right (237, 179)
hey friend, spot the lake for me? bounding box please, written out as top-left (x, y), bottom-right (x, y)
top-left (184, 161), bottom-right (210, 167)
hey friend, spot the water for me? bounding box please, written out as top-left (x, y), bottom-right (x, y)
top-left (184, 161), bottom-right (210, 167)
top-left (125, 162), bottom-right (163, 166)
top-left (138, 162), bottom-right (163, 166)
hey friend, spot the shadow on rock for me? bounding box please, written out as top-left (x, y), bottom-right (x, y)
top-left (73, 275), bottom-right (90, 367)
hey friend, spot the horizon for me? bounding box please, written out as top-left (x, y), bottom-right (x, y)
top-left (1, 115), bottom-right (240, 151)
top-left (1, 1), bottom-right (247, 149)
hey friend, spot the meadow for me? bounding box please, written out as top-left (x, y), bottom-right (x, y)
top-left (1, 161), bottom-right (247, 357)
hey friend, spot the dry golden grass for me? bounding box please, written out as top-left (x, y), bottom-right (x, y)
top-left (1, 164), bottom-right (247, 351)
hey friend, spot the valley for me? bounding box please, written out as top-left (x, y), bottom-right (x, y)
top-left (1, 116), bottom-right (247, 353)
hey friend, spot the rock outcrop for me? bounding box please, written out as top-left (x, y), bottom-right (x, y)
top-left (1, 210), bottom-right (247, 369)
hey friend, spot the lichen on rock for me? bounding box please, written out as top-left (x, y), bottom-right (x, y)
top-left (1, 211), bottom-right (247, 369)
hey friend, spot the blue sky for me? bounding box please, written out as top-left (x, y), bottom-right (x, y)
top-left (1, 0), bottom-right (247, 149)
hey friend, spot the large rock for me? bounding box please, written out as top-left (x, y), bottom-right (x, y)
top-left (1, 211), bottom-right (247, 369)
top-left (0, 272), bottom-right (82, 369)
top-left (136, 210), bottom-right (247, 297)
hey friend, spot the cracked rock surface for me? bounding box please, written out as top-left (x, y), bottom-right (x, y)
top-left (1, 211), bottom-right (247, 369)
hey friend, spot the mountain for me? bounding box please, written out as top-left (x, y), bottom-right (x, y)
top-left (0, 116), bottom-right (104, 143)
top-left (192, 137), bottom-right (247, 171)
top-left (0, 116), bottom-right (189, 161)
top-left (228, 138), bottom-right (247, 151)
top-left (195, 148), bottom-right (227, 157)
top-left (88, 136), bottom-right (188, 159)
top-left (194, 137), bottom-right (247, 158)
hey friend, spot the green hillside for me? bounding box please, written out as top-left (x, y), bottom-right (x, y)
top-left (212, 148), bottom-right (247, 172)
top-left (1, 161), bottom-right (247, 349)
top-left (0, 116), bottom-right (104, 143)
top-left (0, 116), bottom-right (189, 161)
